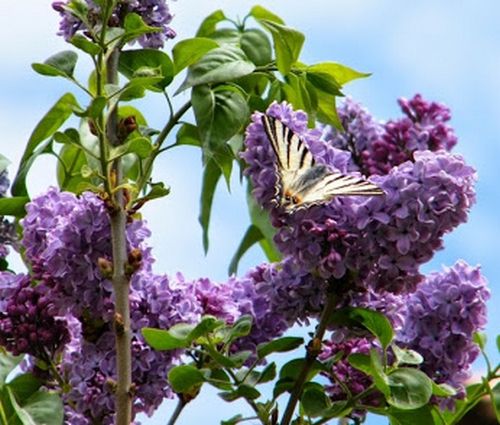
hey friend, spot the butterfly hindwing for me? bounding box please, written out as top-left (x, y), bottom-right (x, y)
top-left (261, 114), bottom-right (383, 210)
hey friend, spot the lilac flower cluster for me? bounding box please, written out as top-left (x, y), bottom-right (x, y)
top-left (21, 187), bottom-right (152, 318)
top-left (326, 95), bottom-right (458, 175)
top-left (52, 0), bottom-right (176, 48)
top-left (397, 261), bottom-right (489, 393)
top-left (0, 272), bottom-right (70, 358)
top-left (243, 100), bottom-right (476, 293)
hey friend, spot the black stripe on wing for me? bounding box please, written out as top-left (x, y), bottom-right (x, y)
top-left (318, 172), bottom-right (384, 197)
top-left (261, 115), bottom-right (315, 172)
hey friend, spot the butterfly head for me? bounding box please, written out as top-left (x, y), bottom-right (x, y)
top-left (281, 190), bottom-right (303, 212)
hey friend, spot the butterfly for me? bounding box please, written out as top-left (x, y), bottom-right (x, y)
top-left (261, 114), bottom-right (384, 212)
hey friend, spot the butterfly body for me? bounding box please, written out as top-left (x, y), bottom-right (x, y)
top-left (261, 114), bottom-right (384, 212)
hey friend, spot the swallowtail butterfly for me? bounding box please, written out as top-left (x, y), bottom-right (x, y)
top-left (261, 114), bottom-right (384, 212)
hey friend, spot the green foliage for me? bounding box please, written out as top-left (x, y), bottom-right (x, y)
top-left (119, 49), bottom-right (174, 90)
top-left (32, 51), bottom-right (78, 79)
top-left (12, 93), bottom-right (79, 196)
top-left (0, 352), bottom-right (63, 425)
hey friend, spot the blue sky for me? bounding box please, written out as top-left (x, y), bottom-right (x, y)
top-left (0, 1), bottom-right (499, 424)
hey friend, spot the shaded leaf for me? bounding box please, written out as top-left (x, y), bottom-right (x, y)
top-left (199, 158), bottom-right (221, 253)
top-left (0, 197), bottom-right (30, 218)
top-left (388, 406), bottom-right (436, 425)
top-left (176, 46), bottom-right (255, 93)
top-left (240, 29), bottom-right (272, 66)
top-left (119, 49), bottom-right (174, 90)
top-left (387, 368), bottom-right (433, 410)
top-left (0, 352), bottom-right (23, 386)
top-left (228, 225), bottom-right (263, 275)
top-left (307, 62), bottom-right (370, 86)
top-left (31, 51), bottom-right (78, 78)
top-left (168, 365), bottom-right (205, 394)
top-left (257, 337), bottom-right (304, 359)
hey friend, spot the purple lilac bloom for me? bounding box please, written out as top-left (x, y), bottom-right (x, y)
top-left (21, 187), bottom-right (152, 317)
top-left (242, 100), bottom-right (476, 293)
top-left (320, 337), bottom-right (375, 401)
top-left (0, 272), bottom-right (70, 358)
top-left (52, 0), bottom-right (176, 48)
top-left (396, 261), bottom-right (489, 399)
top-left (326, 95), bottom-right (458, 176)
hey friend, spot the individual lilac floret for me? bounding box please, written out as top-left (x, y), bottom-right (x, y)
top-left (21, 187), bottom-right (152, 317)
top-left (52, 0), bottom-right (176, 48)
top-left (326, 95), bottom-right (458, 175)
top-left (0, 273), bottom-right (70, 358)
top-left (396, 261), bottom-right (489, 397)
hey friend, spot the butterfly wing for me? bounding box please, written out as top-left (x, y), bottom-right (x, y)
top-left (261, 114), bottom-right (383, 210)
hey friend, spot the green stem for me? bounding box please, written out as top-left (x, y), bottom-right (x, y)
top-left (166, 397), bottom-right (187, 425)
top-left (280, 289), bottom-right (339, 425)
top-left (135, 100), bottom-right (191, 194)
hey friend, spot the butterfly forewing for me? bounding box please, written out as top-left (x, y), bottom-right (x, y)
top-left (261, 114), bottom-right (384, 210)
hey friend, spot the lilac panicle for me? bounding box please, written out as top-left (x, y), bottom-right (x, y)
top-left (326, 95), bottom-right (458, 175)
top-left (242, 100), bottom-right (476, 293)
top-left (396, 261), bottom-right (489, 397)
top-left (21, 187), bottom-right (152, 317)
top-left (0, 273), bottom-right (70, 358)
top-left (52, 0), bottom-right (176, 48)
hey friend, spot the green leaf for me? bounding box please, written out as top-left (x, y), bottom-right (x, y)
top-left (196, 9), bottom-right (226, 37)
top-left (7, 374), bottom-right (41, 404)
top-left (31, 50), bottom-right (78, 78)
top-left (0, 352), bottom-right (23, 386)
top-left (199, 158), bottom-right (222, 253)
top-left (176, 46), bottom-right (255, 93)
top-left (369, 348), bottom-right (390, 397)
top-left (301, 387), bottom-right (331, 417)
top-left (431, 381), bottom-right (456, 397)
top-left (175, 123), bottom-right (202, 147)
top-left (329, 307), bottom-right (394, 349)
top-left (315, 90), bottom-right (342, 129)
top-left (279, 359), bottom-right (323, 381)
top-left (221, 414), bottom-right (244, 425)
top-left (206, 369), bottom-right (232, 390)
top-left (168, 323), bottom-right (197, 341)
top-left (256, 20), bottom-right (304, 76)
top-left (168, 365), bottom-right (205, 394)
top-left (219, 384), bottom-right (260, 402)
top-left (306, 71), bottom-right (342, 96)
top-left (496, 334), bottom-right (500, 353)
top-left (473, 332), bottom-right (487, 350)
top-left (226, 315), bottom-right (253, 342)
top-left (246, 185), bottom-right (281, 263)
top-left (258, 362), bottom-right (277, 384)
top-left (110, 137), bottom-right (153, 161)
top-left (0, 197), bottom-right (29, 218)
top-left (240, 29), bottom-right (272, 66)
top-left (387, 368), bottom-right (433, 410)
top-left (273, 377), bottom-right (295, 398)
top-left (133, 182), bottom-right (170, 206)
top-left (121, 13), bottom-right (162, 45)
top-left (388, 406), bottom-right (436, 425)
top-left (229, 351), bottom-right (252, 368)
top-left (12, 93), bottom-right (79, 196)
top-left (7, 387), bottom-right (63, 425)
top-left (56, 143), bottom-right (93, 193)
top-left (69, 35), bottom-right (101, 56)
top-left (172, 37), bottom-right (219, 75)
top-left (228, 225), bottom-right (264, 275)
top-left (209, 29), bottom-right (241, 46)
top-left (392, 345), bottom-right (424, 366)
top-left (119, 49), bottom-right (174, 90)
top-left (347, 353), bottom-right (372, 375)
top-left (187, 316), bottom-right (224, 341)
top-left (141, 328), bottom-right (188, 351)
top-left (307, 62), bottom-right (370, 86)
top-left (192, 84), bottom-right (249, 151)
top-left (257, 337), bottom-right (304, 360)
top-left (250, 5), bottom-right (285, 25)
